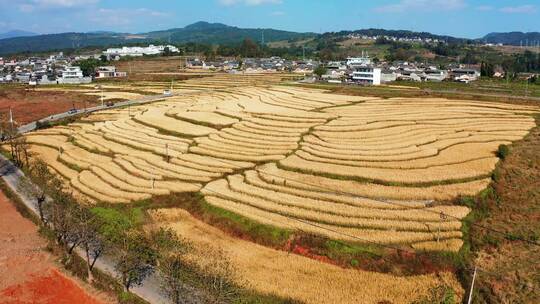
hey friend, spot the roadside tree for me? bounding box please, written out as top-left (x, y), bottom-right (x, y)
top-left (115, 231), bottom-right (158, 292)
top-left (154, 228), bottom-right (192, 304)
top-left (17, 159), bottom-right (59, 223)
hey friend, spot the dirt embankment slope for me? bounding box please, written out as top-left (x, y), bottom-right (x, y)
top-left (0, 189), bottom-right (111, 304)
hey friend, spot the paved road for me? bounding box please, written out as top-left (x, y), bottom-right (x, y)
top-left (18, 93), bottom-right (171, 134)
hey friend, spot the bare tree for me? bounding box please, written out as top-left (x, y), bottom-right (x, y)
top-left (44, 186), bottom-right (86, 260)
top-left (0, 114), bottom-right (29, 168)
top-left (115, 231), bottom-right (158, 292)
top-left (11, 135), bottom-right (30, 167)
top-left (154, 228), bottom-right (192, 304)
top-left (76, 206), bottom-right (105, 282)
top-left (198, 246), bottom-right (240, 302)
top-left (17, 159), bottom-right (58, 223)
top-left (159, 254), bottom-right (189, 304)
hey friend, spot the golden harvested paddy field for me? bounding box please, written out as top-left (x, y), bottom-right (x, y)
top-left (21, 74), bottom-right (539, 303)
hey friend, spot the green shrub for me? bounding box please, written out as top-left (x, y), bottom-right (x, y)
top-left (497, 144), bottom-right (510, 160)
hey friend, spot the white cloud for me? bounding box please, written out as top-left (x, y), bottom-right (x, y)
top-left (16, 0), bottom-right (99, 12)
top-left (499, 5), bottom-right (536, 14)
top-left (219, 0), bottom-right (282, 6)
top-left (374, 0), bottom-right (466, 13)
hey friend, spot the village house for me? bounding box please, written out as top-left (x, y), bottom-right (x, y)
top-left (95, 66), bottom-right (127, 79)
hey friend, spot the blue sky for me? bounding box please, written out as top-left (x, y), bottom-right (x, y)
top-left (0, 0), bottom-right (538, 38)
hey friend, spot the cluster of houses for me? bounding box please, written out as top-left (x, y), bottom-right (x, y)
top-left (185, 56), bottom-right (318, 74)
top-left (346, 34), bottom-right (446, 44)
top-left (1, 42), bottom-right (485, 87)
top-left (0, 44), bottom-right (180, 85)
top-left (184, 54), bottom-right (483, 85)
top-left (0, 52), bottom-right (127, 85)
top-left (320, 57), bottom-right (481, 85)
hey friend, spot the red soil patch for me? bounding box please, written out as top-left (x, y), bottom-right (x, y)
top-left (0, 268), bottom-right (102, 304)
top-left (291, 244), bottom-right (335, 265)
top-left (0, 189), bottom-right (109, 304)
top-left (0, 88), bottom-right (98, 125)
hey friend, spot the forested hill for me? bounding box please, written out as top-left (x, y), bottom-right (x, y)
top-left (324, 28), bottom-right (469, 44)
top-left (482, 32), bottom-right (540, 46)
top-left (0, 21), bottom-right (315, 55)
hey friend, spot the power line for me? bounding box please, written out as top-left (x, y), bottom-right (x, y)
top-left (63, 85), bottom-right (540, 247)
top-left (106, 105), bottom-right (540, 247)
top-left (194, 177), bottom-right (524, 282)
top-left (206, 154), bottom-right (540, 247)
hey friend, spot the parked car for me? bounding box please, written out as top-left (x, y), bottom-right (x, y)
top-left (68, 108), bottom-right (78, 114)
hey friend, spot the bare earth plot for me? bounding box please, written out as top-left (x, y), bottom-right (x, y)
top-left (20, 74), bottom-right (540, 303)
top-left (0, 189), bottom-right (111, 304)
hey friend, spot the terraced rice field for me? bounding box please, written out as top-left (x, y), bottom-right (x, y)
top-left (22, 73), bottom-right (539, 303)
top-left (24, 75), bottom-right (539, 254)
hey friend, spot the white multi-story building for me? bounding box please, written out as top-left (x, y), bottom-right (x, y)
top-left (95, 66), bottom-right (127, 78)
top-left (104, 44), bottom-right (179, 58)
top-left (351, 67), bottom-right (382, 85)
top-left (57, 66), bottom-right (92, 84)
top-left (452, 69), bottom-right (480, 82)
top-left (62, 66), bottom-right (84, 79)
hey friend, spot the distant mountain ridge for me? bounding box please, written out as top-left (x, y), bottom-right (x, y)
top-left (0, 21), bottom-right (314, 55)
top-left (0, 22), bottom-right (538, 55)
top-left (482, 32), bottom-right (540, 46)
top-left (0, 30), bottom-right (38, 40)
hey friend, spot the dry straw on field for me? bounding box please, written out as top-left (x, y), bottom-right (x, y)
top-left (149, 208), bottom-right (464, 304)
top-left (24, 80), bottom-right (539, 253)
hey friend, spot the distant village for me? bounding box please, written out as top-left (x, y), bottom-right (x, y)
top-left (0, 43), bottom-right (491, 86)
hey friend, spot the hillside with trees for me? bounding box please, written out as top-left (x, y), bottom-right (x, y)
top-left (483, 32), bottom-right (540, 46)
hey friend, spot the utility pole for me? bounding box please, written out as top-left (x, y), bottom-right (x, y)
top-left (467, 266), bottom-right (478, 304)
top-left (437, 212), bottom-right (447, 243)
top-left (526, 76), bottom-right (529, 97)
top-left (9, 108), bottom-right (14, 132)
